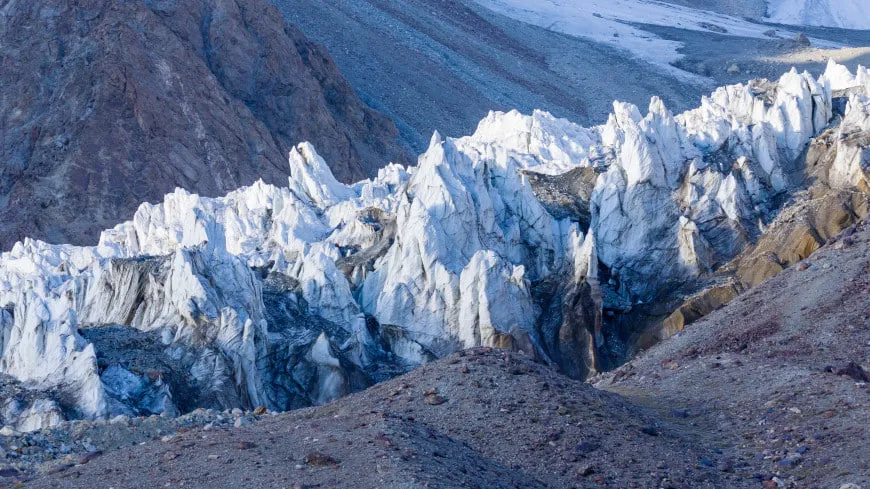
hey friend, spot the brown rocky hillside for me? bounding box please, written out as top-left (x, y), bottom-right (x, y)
top-left (0, 0), bottom-right (409, 250)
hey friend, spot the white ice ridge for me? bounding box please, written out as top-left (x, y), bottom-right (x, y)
top-left (1, 63), bottom-right (869, 430)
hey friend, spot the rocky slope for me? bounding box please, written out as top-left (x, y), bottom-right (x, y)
top-left (599, 216), bottom-right (870, 489)
top-left (18, 349), bottom-right (737, 489)
top-left (0, 0), bottom-right (409, 250)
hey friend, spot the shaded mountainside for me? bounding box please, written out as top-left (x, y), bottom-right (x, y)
top-left (275, 0), bottom-right (870, 156)
top-left (0, 0), bottom-right (409, 250)
top-left (273, 0), bottom-right (702, 151)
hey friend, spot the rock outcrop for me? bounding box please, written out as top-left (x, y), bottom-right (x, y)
top-left (0, 0), bottom-right (409, 250)
top-left (2, 62), bottom-right (870, 431)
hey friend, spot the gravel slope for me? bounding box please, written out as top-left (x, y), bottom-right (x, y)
top-left (599, 218), bottom-right (870, 489)
top-left (21, 349), bottom-right (734, 489)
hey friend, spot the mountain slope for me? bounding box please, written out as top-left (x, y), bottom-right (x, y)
top-left (600, 217), bottom-right (870, 489)
top-left (24, 349), bottom-right (735, 489)
top-left (0, 0), bottom-right (409, 250)
top-left (274, 0), bottom-right (869, 156)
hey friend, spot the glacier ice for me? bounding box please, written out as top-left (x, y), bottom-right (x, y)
top-left (1, 63), bottom-right (869, 430)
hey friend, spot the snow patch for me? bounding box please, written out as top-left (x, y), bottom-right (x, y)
top-left (765, 0), bottom-right (870, 30)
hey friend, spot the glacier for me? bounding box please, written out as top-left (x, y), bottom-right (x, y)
top-left (765, 0), bottom-right (870, 30)
top-left (1, 62), bottom-right (869, 432)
